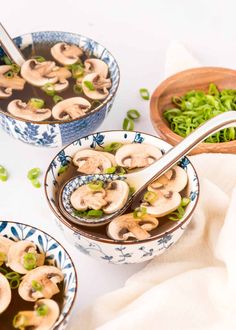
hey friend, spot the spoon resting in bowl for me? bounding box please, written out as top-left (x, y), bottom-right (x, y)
top-left (59, 110), bottom-right (236, 226)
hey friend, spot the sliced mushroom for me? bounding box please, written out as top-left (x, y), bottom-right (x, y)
top-left (141, 191), bottom-right (181, 217)
top-left (51, 42), bottom-right (83, 65)
top-left (101, 152), bottom-right (116, 167)
top-left (18, 265), bottom-right (64, 302)
top-left (7, 240), bottom-right (45, 274)
top-left (115, 143), bottom-right (162, 169)
top-left (0, 273), bottom-right (11, 314)
top-left (103, 180), bottom-right (129, 214)
top-left (148, 165), bottom-right (188, 192)
top-left (84, 58), bottom-right (108, 77)
top-left (13, 299), bottom-right (60, 330)
top-left (0, 65), bottom-right (25, 99)
top-left (82, 73), bottom-right (111, 100)
top-left (0, 234), bottom-right (14, 255)
top-left (52, 97), bottom-right (91, 121)
top-left (73, 149), bottom-right (114, 174)
top-left (107, 213), bottom-right (159, 241)
top-left (7, 99), bottom-right (51, 121)
top-left (71, 184), bottom-right (107, 211)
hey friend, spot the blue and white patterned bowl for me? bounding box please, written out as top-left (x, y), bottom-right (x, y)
top-left (44, 130), bottom-right (200, 264)
top-left (0, 220), bottom-right (77, 330)
top-left (0, 31), bottom-right (120, 147)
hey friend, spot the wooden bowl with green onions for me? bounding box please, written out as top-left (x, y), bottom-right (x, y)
top-left (150, 67), bottom-right (236, 155)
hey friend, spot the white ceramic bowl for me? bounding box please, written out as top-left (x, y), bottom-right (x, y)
top-left (44, 130), bottom-right (199, 264)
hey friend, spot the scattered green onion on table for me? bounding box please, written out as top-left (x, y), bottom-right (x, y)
top-left (164, 83), bottom-right (236, 143)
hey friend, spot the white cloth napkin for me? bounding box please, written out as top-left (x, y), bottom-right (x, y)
top-left (75, 42), bottom-right (236, 330)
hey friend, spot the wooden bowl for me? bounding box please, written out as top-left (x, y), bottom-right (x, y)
top-left (150, 67), bottom-right (236, 154)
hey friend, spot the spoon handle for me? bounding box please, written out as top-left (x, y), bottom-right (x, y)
top-left (127, 111), bottom-right (236, 192)
top-left (0, 23), bottom-right (25, 65)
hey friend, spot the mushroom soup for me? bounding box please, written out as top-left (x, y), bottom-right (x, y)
top-left (55, 142), bottom-right (190, 242)
top-left (0, 235), bottom-right (64, 330)
top-left (0, 42), bottom-right (111, 122)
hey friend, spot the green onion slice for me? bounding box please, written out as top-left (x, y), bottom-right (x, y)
top-left (27, 168), bottom-right (41, 180)
top-left (4, 70), bottom-right (14, 78)
top-left (127, 109), bottom-right (140, 120)
top-left (23, 253), bottom-right (37, 270)
top-left (133, 207), bottom-right (147, 219)
top-left (0, 165), bottom-right (8, 182)
top-left (73, 84), bottom-right (82, 95)
top-left (103, 142), bottom-right (123, 153)
top-left (33, 56), bottom-right (46, 63)
top-left (42, 83), bottom-right (56, 96)
top-left (36, 304), bottom-right (49, 317)
top-left (53, 95), bottom-right (63, 104)
top-left (123, 118), bottom-right (134, 131)
top-left (83, 80), bottom-right (95, 91)
top-left (104, 166), bottom-right (116, 174)
top-left (143, 191), bottom-right (158, 204)
top-left (0, 267), bottom-right (7, 275)
top-left (87, 210), bottom-right (104, 218)
top-left (31, 179), bottom-right (41, 188)
top-left (139, 88), bottom-right (150, 100)
top-left (28, 98), bottom-right (45, 109)
top-left (13, 313), bottom-right (28, 328)
top-left (32, 280), bottom-right (43, 291)
top-left (87, 181), bottom-right (103, 191)
top-left (181, 197), bottom-right (190, 207)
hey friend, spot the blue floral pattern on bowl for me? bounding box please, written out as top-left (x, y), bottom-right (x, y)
top-left (45, 130), bottom-right (199, 264)
top-left (0, 31), bottom-right (120, 147)
top-left (0, 220), bottom-right (77, 330)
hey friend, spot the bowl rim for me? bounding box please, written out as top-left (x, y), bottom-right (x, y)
top-left (150, 66), bottom-right (236, 149)
top-left (0, 30), bottom-right (120, 125)
top-left (0, 219), bottom-right (78, 328)
top-left (44, 129), bottom-right (200, 245)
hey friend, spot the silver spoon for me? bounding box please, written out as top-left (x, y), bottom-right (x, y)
top-left (59, 111), bottom-right (236, 226)
top-left (0, 22), bottom-right (25, 65)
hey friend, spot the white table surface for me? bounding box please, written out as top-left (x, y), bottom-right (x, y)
top-left (0, 0), bottom-right (235, 326)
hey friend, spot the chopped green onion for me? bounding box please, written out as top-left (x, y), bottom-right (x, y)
top-left (33, 56), bottom-right (46, 63)
top-left (73, 210), bottom-right (88, 217)
top-left (139, 88), bottom-right (150, 100)
top-left (73, 84), bottom-right (82, 95)
top-left (11, 64), bottom-right (20, 73)
top-left (0, 267), bottom-right (7, 275)
top-left (27, 168), bottom-right (41, 180)
top-left (181, 197), bottom-right (190, 207)
top-left (42, 83), bottom-right (56, 96)
top-left (0, 165), bottom-right (8, 182)
top-left (10, 278), bottom-right (20, 289)
top-left (104, 166), bottom-right (116, 174)
top-left (129, 187), bottom-right (136, 196)
top-left (87, 181), bottom-right (103, 191)
top-left (143, 191), bottom-right (158, 204)
top-left (117, 166), bottom-right (126, 175)
top-left (36, 304), bottom-right (49, 317)
top-left (58, 165), bottom-right (69, 175)
top-left (87, 210), bottom-right (104, 218)
top-left (104, 142), bottom-right (123, 153)
top-left (2, 55), bottom-right (12, 65)
top-left (23, 253), bottom-right (37, 270)
top-left (0, 252), bottom-right (6, 266)
top-left (84, 80), bottom-right (95, 91)
top-left (133, 207), bottom-right (147, 219)
top-left (168, 205), bottom-right (185, 221)
top-left (5, 272), bottom-right (21, 280)
top-left (123, 118), bottom-right (134, 131)
top-left (13, 313), bottom-right (27, 328)
top-left (53, 95), bottom-right (63, 104)
top-left (127, 109), bottom-right (140, 120)
top-left (28, 98), bottom-right (45, 109)
top-left (4, 70), bottom-right (14, 78)
top-left (32, 280), bottom-right (42, 291)
top-left (71, 63), bottom-right (84, 78)
top-left (5, 271), bottom-right (22, 289)
top-left (31, 179), bottom-right (41, 188)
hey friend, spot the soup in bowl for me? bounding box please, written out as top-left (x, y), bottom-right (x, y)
top-left (44, 130), bottom-right (199, 264)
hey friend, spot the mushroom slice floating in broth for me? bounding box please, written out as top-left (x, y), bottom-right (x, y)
top-left (0, 273), bottom-right (11, 314)
top-left (13, 299), bottom-right (60, 330)
top-left (82, 73), bottom-right (111, 100)
top-left (103, 180), bottom-right (129, 214)
top-left (52, 97), bottom-right (91, 121)
top-left (84, 58), bottom-right (109, 77)
top-left (7, 240), bottom-right (45, 274)
top-left (18, 266), bottom-right (64, 302)
top-left (141, 191), bottom-right (181, 217)
top-left (115, 143), bottom-right (162, 169)
top-left (71, 184), bottom-right (107, 211)
top-left (7, 99), bottom-right (51, 121)
top-left (149, 165), bottom-right (188, 192)
top-left (51, 42), bottom-right (83, 65)
top-left (0, 65), bottom-right (25, 99)
top-left (73, 149), bottom-right (114, 174)
top-left (107, 213), bottom-right (159, 241)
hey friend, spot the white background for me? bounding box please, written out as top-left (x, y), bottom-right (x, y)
top-left (0, 0), bottom-right (235, 327)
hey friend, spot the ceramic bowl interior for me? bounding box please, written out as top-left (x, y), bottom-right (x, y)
top-left (44, 130), bottom-right (199, 245)
top-left (150, 67), bottom-right (236, 154)
top-left (0, 31), bottom-right (120, 125)
top-left (0, 220), bottom-right (77, 329)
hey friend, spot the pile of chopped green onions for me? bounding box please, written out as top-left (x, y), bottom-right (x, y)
top-left (164, 83), bottom-right (236, 143)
